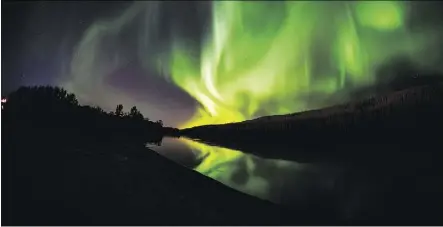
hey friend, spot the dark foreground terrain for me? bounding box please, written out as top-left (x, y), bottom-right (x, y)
top-left (181, 84), bottom-right (443, 161)
top-left (3, 127), bottom-right (314, 225)
top-left (3, 84), bottom-right (443, 225)
top-left (1, 86), bottom-right (309, 225)
top-left (180, 84), bottom-right (443, 225)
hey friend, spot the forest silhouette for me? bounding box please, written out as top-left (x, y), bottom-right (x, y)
top-left (2, 86), bottom-right (306, 225)
top-left (2, 86), bottom-right (170, 145)
top-left (2, 80), bottom-right (443, 225)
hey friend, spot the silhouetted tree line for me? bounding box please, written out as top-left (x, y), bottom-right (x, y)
top-left (2, 86), bottom-right (297, 226)
top-left (181, 83), bottom-right (443, 147)
top-left (2, 86), bottom-right (168, 145)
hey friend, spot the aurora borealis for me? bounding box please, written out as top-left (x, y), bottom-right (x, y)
top-left (169, 1), bottom-right (414, 128)
top-left (3, 1), bottom-right (443, 199)
top-left (63, 1), bottom-right (441, 129)
top-left (3, 1), bottom-right (443, 128)
top-left (3, 2), bottom-right (443, 219)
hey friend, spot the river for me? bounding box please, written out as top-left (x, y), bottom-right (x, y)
top-left (148, 136), bottom-right (442, 223)
top-left (148, 137), bottom-right (383, 219)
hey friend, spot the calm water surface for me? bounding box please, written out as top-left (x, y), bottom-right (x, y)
top-left (150, 136), bottom-right (443, 223)
top-left (149, 137), bottom-right (374, 218)
top-left (144, 130), bottom-right (443, 225)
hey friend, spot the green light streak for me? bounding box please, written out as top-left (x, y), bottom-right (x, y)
top-left (181, 138), bottom-right (313, 201)
top-left (168, 1), bottom-right (413, 128)
top-left (64, 1), bottom-right (441, 201)
top-left (355, 1), bottom-right (405, 30)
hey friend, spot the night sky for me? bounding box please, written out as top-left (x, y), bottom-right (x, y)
top-left (2, 1), bottom-right (443, 127)
top-left (2, 1), bottom-right (200, 126)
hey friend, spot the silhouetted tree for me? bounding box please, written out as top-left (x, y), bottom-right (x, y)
top-left (3, 85), bottom-right (169, 146)
top-left (156, 120), bottom-right (163, 127)
top-left (67, 94), bottom-right (78, 106)
top-left (93, 106), bottom-right (104, 113)
top-left (129, 106), bottom-right (144, 120)
top-left (115, 104), bottom-right (124, 117)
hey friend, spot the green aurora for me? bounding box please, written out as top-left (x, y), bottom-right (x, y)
top-left (167, 1), bottom-right (423, 129)
top-left (64, 1), bottom-right (442, 202)
top-left (65, 1), bottom-right (439, 129)
top-left (156, 1), bottom-right (436, 200)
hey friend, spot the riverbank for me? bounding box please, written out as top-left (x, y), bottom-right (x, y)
top-left (181, 84), bottom-right (443, 161)
top-left (177, 84), bottom-right (443, 224)
top-left (1, 86), bottom-right (317, 225)
top-left (3, 125), bottom-right (333, 225)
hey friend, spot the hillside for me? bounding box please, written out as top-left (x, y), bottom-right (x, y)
top-left (3, 127), bottom-right (311, 225)
top-left (246, 83), bottom-right (443, 124)
top-left (182, 84), bottom-right (442, 136)
top-left (177, 84), bottom-right (443, 225)
top-left (180, 84), bottom-right (443, 161)
top-left (2, 86), bottom-right (315, 225)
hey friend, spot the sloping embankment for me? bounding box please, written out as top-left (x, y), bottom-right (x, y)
top-left (180, 84), bottom-right (443, 161)
top-left (3, 127), bottom-right (315, 225)
top-left (182, 84), bottom-right (443, 144)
